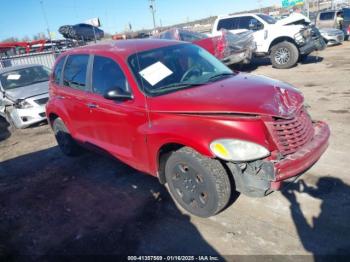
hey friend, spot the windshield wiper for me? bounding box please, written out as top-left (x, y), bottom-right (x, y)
top-left (29, 79), bottom-right (49, 85)
top-left (151, 82), bottom-right (204, 93)
top-left (207, 73), bottom-right (234, 82)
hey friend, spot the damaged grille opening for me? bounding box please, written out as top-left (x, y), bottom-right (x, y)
top-left (265, 109), bottom-right (315, 156)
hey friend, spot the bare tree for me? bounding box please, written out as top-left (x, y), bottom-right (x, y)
top-left (1, 37), bottom-right (19, 43)
top-left (32, 32), bottom-right (48, 41)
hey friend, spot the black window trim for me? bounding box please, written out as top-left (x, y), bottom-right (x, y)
top-left (61, 53), bottom-right (91, 92)
top-left (89, 54), bottom-right (133, 97)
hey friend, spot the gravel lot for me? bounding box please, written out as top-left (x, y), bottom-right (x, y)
top-left (1, 41), bottom-right (350, 260)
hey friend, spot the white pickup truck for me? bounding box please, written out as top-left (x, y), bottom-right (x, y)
top-left (212, 13), bottom-right (326, 69)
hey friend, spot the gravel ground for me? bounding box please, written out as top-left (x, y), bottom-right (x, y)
top-left (0, 41), bottom-right (350, 260)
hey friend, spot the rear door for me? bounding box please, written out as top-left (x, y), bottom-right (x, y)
top-left (59, 54), bottom-right (93, 141)
top-left (216, 17), bottom-right (240, 34)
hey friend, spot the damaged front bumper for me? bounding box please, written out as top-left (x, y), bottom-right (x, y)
top-left (299, 37), bottom-right (326, 55)
top-left (271, 121), bottom-right (330, 190)
top-left (226, 121), bottom-right (330, 197)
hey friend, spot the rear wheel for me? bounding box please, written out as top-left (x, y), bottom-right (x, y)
top-left (270, 41), bottom-right (299, 69)
top-left (165, 147), bottom-right (231, 217)
top-left (53, 118), bottom-right (81, 156)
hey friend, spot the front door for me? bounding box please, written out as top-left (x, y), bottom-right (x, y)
top-left (86, 55), bottom-right (149, 171)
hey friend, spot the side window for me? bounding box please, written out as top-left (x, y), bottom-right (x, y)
top-left (238, 16), bottom-right (263, 30)
top-left (53, 56), bottom-right (65, 85)
top-left (320, 12), bottom-right (335, 21)
top-left (63, 55), bottom-right (89, 91)
top-left (92, 56), bottom-right (129, 96)
top-left (343, 8), bottom-right (350, 20)
top-left (217, 18), bottom-right (239, 31)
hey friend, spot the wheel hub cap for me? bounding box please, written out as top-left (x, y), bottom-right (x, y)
top-left (275, 47), bottom-right (291, 65)
top-left (172, 163), bottom-right (209, 208)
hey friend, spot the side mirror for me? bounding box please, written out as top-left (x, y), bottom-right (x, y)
top-left (103, 88), bottom-right (133, 101)
top-left (249, 21), bottom-right (261, 31)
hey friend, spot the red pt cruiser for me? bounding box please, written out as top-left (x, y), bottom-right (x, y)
top-left (46, 39), bottom-right (330, 217)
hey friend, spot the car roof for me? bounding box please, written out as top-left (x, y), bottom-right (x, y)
top-left (217, 13), bottom-right (259, 19)
top-left (0, 64), bottom-right (43, 74)
top-left (61, 39), bottom-right (184, 58)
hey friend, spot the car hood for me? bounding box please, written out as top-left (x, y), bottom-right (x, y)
top-left (4, 81), bottom-right (49, 101)
top-left (320, 28), bottom-right (344, 34)
top-left (148, 72), bottom-right (304, 119)
top-left (276, 13), bottom-right (310, 26)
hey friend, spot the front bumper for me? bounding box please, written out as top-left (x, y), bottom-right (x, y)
top-left (271, 121), bottom-right (330, 190)
top-left (9, 105), bottom-right (47, 128)
top-left (322, 34), bottom-right (345, 45)
top-left (299, 36), bottom-right (326, 55)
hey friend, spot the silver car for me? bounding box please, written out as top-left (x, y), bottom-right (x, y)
top-left (0, 64), bottom-right (50, 128)
top-left (319, 28), bottom-right (345, 45)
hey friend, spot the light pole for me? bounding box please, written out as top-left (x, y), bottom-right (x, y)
top-left (39, 0), bottom-right (54, 51)
top-left (149, 0), bottom-right (156, 31)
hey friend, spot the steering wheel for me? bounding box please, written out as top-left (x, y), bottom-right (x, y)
top-left (181, 66), bottom-right (203, 82)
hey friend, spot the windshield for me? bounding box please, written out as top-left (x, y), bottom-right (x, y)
top-left (128, 44), bottom-right (234, 96)
top-left (257, 14), bottom-right (277, 24)
top-left (0, 66), bottom-right (50, 90)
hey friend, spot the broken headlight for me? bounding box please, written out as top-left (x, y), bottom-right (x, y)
top-left (210, 139), bottom-right (270, 162)
top-left (15, 99), bottom-right (33, 109)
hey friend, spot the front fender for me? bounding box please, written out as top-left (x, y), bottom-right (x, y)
top-left (146, 113), bottom-right (271, 175)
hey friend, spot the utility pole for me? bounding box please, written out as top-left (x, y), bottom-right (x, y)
top-left (39, 0), bottom-right (54, 51)
top-left (257, 0), bottom-right (262, 13)
top-left (149, 0), bottom-right (156, 31)
top-left (305, 0), bottom-right (310, 18)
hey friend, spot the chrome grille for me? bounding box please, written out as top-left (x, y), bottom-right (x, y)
top-left (266, 109), bottom-right (314, 156)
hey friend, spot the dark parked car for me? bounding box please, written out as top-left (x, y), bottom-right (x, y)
top-left (59, 23), bottom-right (104, 41)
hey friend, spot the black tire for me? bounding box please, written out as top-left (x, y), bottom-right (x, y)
top-left (165, 147), bottom-right (231, 217)
top-left (270, 41), bottom-right (299, 69)
top-left (53, 118), bottom-right (81, 156)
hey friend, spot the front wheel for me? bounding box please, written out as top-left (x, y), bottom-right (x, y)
top-left (270, 41), bottom-right (299, 69)
top-left (165, 147), bottom-right (232, 217)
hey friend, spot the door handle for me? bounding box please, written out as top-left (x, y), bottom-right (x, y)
top-left (87, 103), bottom-right (99, 109)
top-left (56, 95), bottom-right (65, 100)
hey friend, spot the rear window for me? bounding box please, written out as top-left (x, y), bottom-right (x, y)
top-left (217, 17), bottom-right (239, 31)
top-left (63, 55), bottom-right (89, 91)
top-left (343, 8), bottom-right (350, 20)
top-left (319, 12), bottom-right (335, 21)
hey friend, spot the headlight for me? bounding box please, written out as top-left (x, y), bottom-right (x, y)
top-left (210, 139), bottom-right (270, 162)
top-left (15, 99), bottom-right (33, 109)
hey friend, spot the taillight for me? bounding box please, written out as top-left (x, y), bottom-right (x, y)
top-left (215, 32), bottom-right (228, 60)
top-left (348, 25), bottom-right (350, 35)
